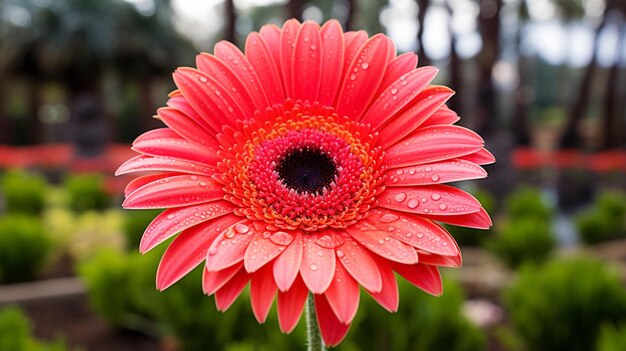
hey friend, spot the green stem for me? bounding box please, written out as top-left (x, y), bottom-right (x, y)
top-left (305, 293), bottom-right (326, 351)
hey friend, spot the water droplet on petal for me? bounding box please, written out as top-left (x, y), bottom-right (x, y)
top-left (431, 175), bottom-right (440, 182)
top-left (315, 234), bottom-right (344, 249)
top-left (166, 214), bottom-right (176, 220)
top-left (439, 204), bottom-right (448, 210)
top-left (224, 228), bottom-right (236, 239)
top-left (190, 175), bottom-right (198, 180)
top-left (390, 88), bottom-right (398, 95)
top-left (269, 231), bottom-right (294, 246)
top-left (407, 199), bottom-right (419, 209)
top-left (380, 213), bottom-right (399, 223)
top-left (350, 74), bottom-right (357, 81)
top-left (361, 62), bottom-right (369, 70)
top-left (336, 250), bottom-right (345, 258)
top-left (431, 194), bottom-right (441, 201)
top-left (395, 193), bottom-right (407, 202)
top-left (208, 247), bottom-right (218, 256)
top-left (309, 264), bottom-right (318, 271)
top-left (199, 76), bottom-right (208, 83)
top-left (234, 223), bottom-right (249, 234)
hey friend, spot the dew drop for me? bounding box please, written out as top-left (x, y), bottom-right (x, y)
top-left (199, 76), bottom-right (208, 83)
top-left (380, 213), bottom-right (399, 223)
top-left (431, 175), bottom-right (440, 182)
top-left (361, 62), bottom-right (369, 70)
top-left (315, 234), bottom-right (344, 249)
top-left (431, 194), bottom-right (441, 201)
top-left (316, 250), bottom-right (324, 257)
top-left (394, 192), bottom-right (407, 202)
top-left (390, 88), bottom-right (398, 95)
top-left (417, 233), bottom-right (424, 238)
top-left (166, 214), bottom-right (176, 220)
top-left (190, 175), bottom-right (198, 180)
top-left (378, 239), bottom-right (385, 244)
top-left (309, 264), bottom-right (318, 271)
top-left (407, 199), bottom-right (419, 209)
top-left (425, 166), bottom-right (432, 172)
top-left (420, 197), bottom-right (428, 203)
top-left (208, 247), bottom-right (218, 256)
top-left (310, 44), bottom-right (316, 50)
top-left (234, 223), bottom-right (249, 234)
top-left (224, 229), bottom-right (236, 239)
top-left (350, 74), bottom-right (357, 81)
top-left (439, 204), bottom-right (448, 210)
top-left (269, 231), bottom-right (294, 246)
top-left (336, 250), bottom-right (345, 258)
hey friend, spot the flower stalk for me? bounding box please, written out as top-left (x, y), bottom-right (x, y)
top-left (305, 293), bottom-right (325, 351)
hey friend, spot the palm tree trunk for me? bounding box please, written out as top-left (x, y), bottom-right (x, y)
top-left (560, 13), bottom-right (609, 148)
top-left (601, 21), bottom-right (625, 150)
top-left (417, 0), bottom-right (431, 66)
top-left (475, 0), bottom-right (502, 137)
top-left (224, 0), bottom-right (237, 45)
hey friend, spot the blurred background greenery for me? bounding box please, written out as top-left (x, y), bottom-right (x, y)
top-left (0, 0), bottom-right (625, 350)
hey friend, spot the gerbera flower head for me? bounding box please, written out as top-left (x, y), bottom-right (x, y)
top-left (117, 19), bottom-right (494, 346)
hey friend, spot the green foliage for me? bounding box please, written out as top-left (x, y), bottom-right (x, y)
top-left (449, 188), bottom-right (495, 247)
top-left (576, 191), bottom-right (626, 244)
top-left (78, 248), bottom-right (304, 351)
top-left (597, 324), bottom-right (626, 351)
top-left (0, 214), bottom-right (50, 283)
top-left (504, 258), bottom-right (626, 351)
top-left (63, 174), bottom-right (110, 212)
top-left (346, 279), bottom-right (485, 351)
top-left (0, 306), bottom-right (67, 351)
top-left (1, 169), bottom-right (47, 214)
top-left (488, 217), bottom-right (555, 268)
top-left (122, 209), bottom-right (161, 250)
top-left (505, 187), bottom-right (553, 221)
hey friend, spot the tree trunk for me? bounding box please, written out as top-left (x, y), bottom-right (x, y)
top-left (513, 22), bottom-right (531, 146)
top-left (446, 0), bottom-right (462, 115)
top-left (417, 0), bottom-right (431, 66)
top-left (475, 0), bottom-right (502, 137)
top-left (288, 0), bottom-right (305, 21)
top-left (224, 0), bottom-right (237, 45)
top-left (560, 13), bottom-right (609, 148)
top-left (601, 21), bottom-right (625, 150)
top-left (345, 0), bottom-right (356, 31)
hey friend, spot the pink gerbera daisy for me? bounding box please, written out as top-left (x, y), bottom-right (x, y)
top-left (117, 19), bottom-right (493, 346)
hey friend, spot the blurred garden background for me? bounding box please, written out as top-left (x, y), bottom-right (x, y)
top-left (1, 0), bottom-right (626, 350)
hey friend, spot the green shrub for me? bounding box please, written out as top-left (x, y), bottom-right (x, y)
top-left (487, 217), bottom-right (555, 268)
top-left (597, 324), bottom-right (626, 351)
top-left (1, 169), bottom-right (47, 214)
top-left (0, 306), bottom-right (67, 351)
top-left (504, 258), bottom-right (626, 351)
top-left (576, 191), bottom-right (626, 244)
top-left (0, 214), bottom-right (50, 283)
top-left (79, 248), bottom-right (304, 351)
top-left (122, 209), bottom-right (161, 250)
top-left (505, 187), bottom-right (553, 221)
top-left (63, 174), bottom-right (110, 212)
top-left (448, 188), bottom-right (495, 247)
top-left (346, 279), bottom-right (485, 351)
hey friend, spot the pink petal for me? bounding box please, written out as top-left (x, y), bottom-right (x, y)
top-left (116, 155), bottom-right (213, 176)
top-left (386, 159), bottom-right (487, 186)
top-left (124, 173), bottom-right (180, 197)
top-left (377, 53), bottom-right (418, 94)
top-left (174, 68), bottom-right (248, 130)
top-left (300, 234), bottom-right (336, 294)
top-left (377, 86), bottom-right (455, 149)
top-left (360, 209), bottom-right (460, 256)
top-left (259, 24), bottom-right (282, 78)
top-left (250, 265), bottom-right (277, 323)
top-left (292, 21), bottom-right (322, 103)
top-left (205, 220), bottom-right (257, 272)
top-left (336, 235), bottom-right (382, 293)
top-left (215, 268), bottom-right (250, 311)
top-left (195, 53), bottom-right (256, 118)
top-left (420, 106), bottom-right (460, 127)
top-left (122, 174), bottom-right (224, 209)
top-left (459, 148), bottom-right (496, 165)
top-left (279, 19), bottom-right (301, 98)
top-left (244, 231), bottom-right (293, 273)
top-left (418, 251), bottom-right (463, 268)
top-left (378, 184), bottom-right (482, 216)
top-left (423, 207), bottom-right (492, 229)
top-left (273, 233), bottom-right (303, 291)
top-left (245, 32), bottom-right (284, 104)
top-left (339, 30), bottom-right (368, 98)
top-left (132, 137), bottom-right (219, 166)
top-left (166, 93), bottom-right (209, 131)
top-left (314, 294), bottom-right (351, 347)
top-left (384, 125), bottom-right (484, 168)
top-left (343, 226), bottom-right (418, 265)
top-left (324, 262), bottom-right (360, 324)
top-left (157, 107), bottom-right (219, 147)
top-left (214, 41), bottom-right (269, 110)
top-left (277, 276), bottom-right (308, 333)
top-left (140, 201), bottom-right (236, 253)
top-left (133, 128), bottom-right (180, 144)
top-left (336, 34), bottom-right (389, 119)
top-left (155, 214), bottom-right (241, 290)
top-left (202, 263), bottom-right (243, 295)
top-left (317, 20), bottom-right (344, 106)
top-left (393, 263), bottom-right (443, 296)
top-left (366, 259), bottom-right (399, 312)
top-left (361, 67), bottom-right (438, 128)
